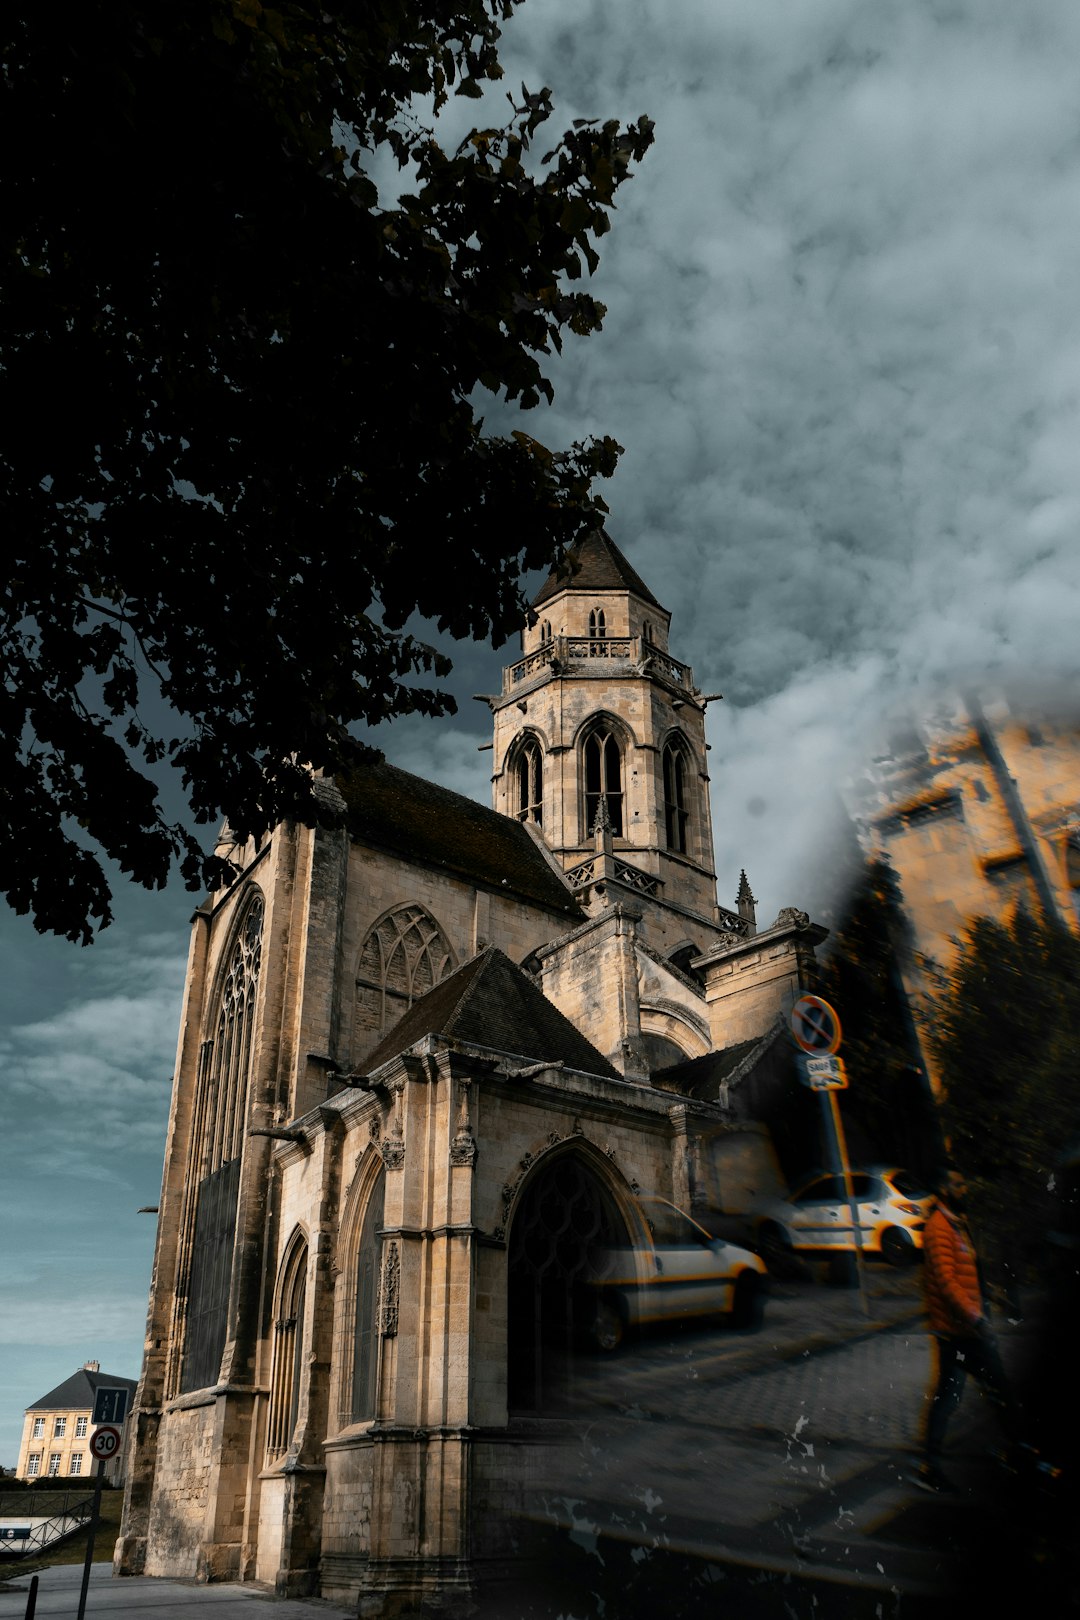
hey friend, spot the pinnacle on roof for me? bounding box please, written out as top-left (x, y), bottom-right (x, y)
top-left (531, 529), bottom-right (666, 612)
top-left (737, 870), bottom-right (756, 906)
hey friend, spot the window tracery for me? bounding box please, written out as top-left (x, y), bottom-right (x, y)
top-left (663, 738), bottom-right (690, 853)
top-left (588, 607), bottom-right (606, 638)
top-left (583, 724), bottom-right (624, 838)
top-left (514, 736), bottom-right (543, 827)
top-left (266, 1234), bottom-right (308, 1460)
top-left (354, 906), bottom-right (453, 1039)
top-left (176, 890), bottom-right (264, 1396)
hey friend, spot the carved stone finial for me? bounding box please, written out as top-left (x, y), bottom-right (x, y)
top-left (592, 795), bottom-right (614, 856)
top-left (737, 869), bottom-right (756, 912)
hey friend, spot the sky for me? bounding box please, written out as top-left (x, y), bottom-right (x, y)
top-left (4, 0), bottom-right (1080, 1463)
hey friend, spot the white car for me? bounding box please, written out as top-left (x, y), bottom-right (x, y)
top-left (586, 1195), bottom-right (768, 1349)
top-left (752, 1166), bottom-right (933, 1269)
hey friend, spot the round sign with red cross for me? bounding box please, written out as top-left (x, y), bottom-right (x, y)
top-left (790, 994), bottom-right (842, 1056)
top-left (89, 1425), bottom-right (121, 1461)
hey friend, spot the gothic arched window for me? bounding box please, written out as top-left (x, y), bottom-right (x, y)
top-left (642, 619), bottom-right (653, 644)
top-left (354, 906), bottom-right (454, 1041)
top-left (540, 619), bottom-right (552, 642)
top-left (267, 1234), bottom-right (307, 1461)
top-left (663, 738), bottom-right (690, 853)
top-left (588, 607), bottom-right (606, 638)
top-left (351, 1172), bottom-right (386, 1423)
top-left (178, 891), bottom-right (264, 1396)
top-left (583, 725), bottom-right (624, 838)
top-left (514, 737), bottom-right (543, 827)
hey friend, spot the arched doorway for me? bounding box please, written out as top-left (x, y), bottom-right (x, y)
top-left (507, 1153), bottom-right (629, 1413)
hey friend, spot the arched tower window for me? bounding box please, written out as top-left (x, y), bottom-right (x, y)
top-left (354, 905), bottom-right (454, 1041)
top-left (583, 724), bottom-right (624, 838)
top-left (540, 619), bottom-right (552, 642)
top-left (514, 736), bottom-right (543, 827)
top-left (663, 738), bottom-right (690, 854)
top-left (177, 891), bottom-right (264, 1396)
top-left (350, 1171), bottom-right (386, 1424)
top-left (588, 607), bottom-right (606, 638)
top-left (642, 619), bottom-right (653, 644)
top-left (267, 1234), bottom-right (307, 1461)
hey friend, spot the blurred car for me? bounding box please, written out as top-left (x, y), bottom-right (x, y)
top-left (751, 1166), bottom-right (933, 1270)
top-left (585, 1195), bottom-right (768, 1350)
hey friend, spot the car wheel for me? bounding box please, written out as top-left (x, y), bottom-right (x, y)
top-left (730, 1273), bottom-right (765, 1332)
top-left (759, 1222), bottom-right (795, 1276)
top-left (881, 1227), bottom-right (915, 1267)
top-left (590, 1297), bottom-right (625, 1352)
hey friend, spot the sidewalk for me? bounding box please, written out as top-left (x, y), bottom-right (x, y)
top-left (0, 1565), bottom-right (354, 1617)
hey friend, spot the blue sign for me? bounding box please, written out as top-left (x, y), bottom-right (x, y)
top-left (91, 1387), bottom-right (130, 1426)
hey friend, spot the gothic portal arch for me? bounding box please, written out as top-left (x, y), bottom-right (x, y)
top-left (506, 1149), bottom-right (631, 1413)
top-left (354, 905), bottom-right (454, 1046)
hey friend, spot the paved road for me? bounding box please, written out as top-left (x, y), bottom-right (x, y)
top-left (498, 1275), bottom-right (1061, 1618)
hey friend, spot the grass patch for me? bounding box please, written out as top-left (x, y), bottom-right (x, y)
top-left (0, 1487), bottom-right (124, 1574)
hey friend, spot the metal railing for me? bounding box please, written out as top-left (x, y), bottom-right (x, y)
top-left (0, 1491), bottom-right (95, 1559)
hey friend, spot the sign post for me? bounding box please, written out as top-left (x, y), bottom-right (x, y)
top-left (77, 1425), bottom-right (122, 1620)
top-left (791, 996), bottom-right (869, 1316)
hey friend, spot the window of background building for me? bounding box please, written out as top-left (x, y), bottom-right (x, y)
top-left (32, 1417), bottom-right (44, 1438)
top-left (27, 1454), bottom-right (40, 1476)
top-left (53, 1417), bottom-right (66, 1438)
top-left (75, 1415), bottom-right (87, 1437)
top-left (70, 1453), bottom-right (83, 1476)
top-left (47, 1454), bottom-right (61, 1476)
top-left (588, 607), bottom-right (606, 638)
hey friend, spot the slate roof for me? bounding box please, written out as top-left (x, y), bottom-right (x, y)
top-left (27, 1369), bottom-right (138, 1413)
top-left (651, 1038), bottom-right (764, 1098)
top-left (335, 758), bottom-right (578, 918)
top-left (361, 945), bottom-right (621, 1079)
top-left (532, 530), bottom-right (666, 611)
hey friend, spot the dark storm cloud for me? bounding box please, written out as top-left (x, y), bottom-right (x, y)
top-left (400, 0), bottom-right (1080, 915)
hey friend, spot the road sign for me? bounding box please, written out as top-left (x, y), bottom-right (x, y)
top-left (798, 1054), bottom-right (848, 1090)
top-left (89, 1425), bottom-right (121, 1462)
top-left (790, 994), bottom-right (842, 1056)
top-left (92, 1386), bottom-right (130, 1426)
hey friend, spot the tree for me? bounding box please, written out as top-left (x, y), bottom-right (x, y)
top-left (927, 906), bottom-right (1080, 1275)
top-left (815, 856), bottom-right (939, 1172)
top-left (1, 2), bottom-right (654, 942)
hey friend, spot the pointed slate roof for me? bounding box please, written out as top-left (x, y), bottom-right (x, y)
top-left (335, 758), bottom-right (578, 918)
top-left (532, 530), bottom-right (666, 611)
top-left (27, 1368), bottom-right (138, 1413)
top-left (361, 945), bottom-right (621, 1079)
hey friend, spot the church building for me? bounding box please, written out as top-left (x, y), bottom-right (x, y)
top-left (115, 533), bottom-right (825, 1611)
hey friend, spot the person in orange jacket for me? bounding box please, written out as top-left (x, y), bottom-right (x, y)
top-left (915, 1164), bottom-right (1022, 1492)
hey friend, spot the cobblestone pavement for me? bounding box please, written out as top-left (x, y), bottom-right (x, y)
top-left (506, 1281), bottom-right (1052, 1615)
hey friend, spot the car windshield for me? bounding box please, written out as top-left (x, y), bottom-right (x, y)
top-left (639, 1199), bottom-right (711, 1248)
top-left (889, 1170), bottom-right (930, 1198)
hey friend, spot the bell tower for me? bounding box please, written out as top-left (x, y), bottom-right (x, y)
top-left (488, 531), bottom-right (719, 925)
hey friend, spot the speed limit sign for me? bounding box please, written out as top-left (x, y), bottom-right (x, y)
top-left (89, 1425), bottom-right (121, 1462)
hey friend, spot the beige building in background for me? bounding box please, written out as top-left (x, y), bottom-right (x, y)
top-left (16, 1362), bottom-right (136, 1484)
top-left (116, 533), bottom-right (825, 1612)
top-left (847, 690), bottom-right (1080, 1081)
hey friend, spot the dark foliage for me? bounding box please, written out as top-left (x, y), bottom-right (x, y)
top-left (815, 856), bottom-right (938, 1171)
top-left (1, 2), bottom-right (653, 941)
top-left (927, 906), bottom-right (1080, 1271)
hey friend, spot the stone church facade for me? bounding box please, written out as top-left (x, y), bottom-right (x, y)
top-left (116, 534), bottom-right (824, 1610)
